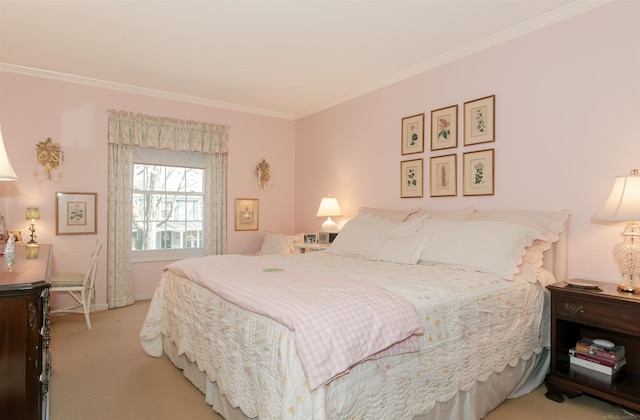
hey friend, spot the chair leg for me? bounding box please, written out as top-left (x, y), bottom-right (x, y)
top-left (84, 312), bottom-right (92, 330)
top-left (81, 290), bottom-right (92, 330)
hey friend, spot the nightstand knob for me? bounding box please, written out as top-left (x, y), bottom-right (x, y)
top-left (564, 302), bottom-right (584, 314)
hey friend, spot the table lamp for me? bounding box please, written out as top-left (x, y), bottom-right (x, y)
top-left (26, 207), bottom-right (40, 244)
top-left (592, 169), bottom-right (640, 292)
top-left (316, 196), bottom-right (342, 232)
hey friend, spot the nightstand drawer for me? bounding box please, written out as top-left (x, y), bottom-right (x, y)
top-left (554, 293), bottom-right (640, 335)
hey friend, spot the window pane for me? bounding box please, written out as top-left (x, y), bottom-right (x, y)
top-left (185, 168), bottom-right (203, 193)
top-left (132, 162), bottom-right (205, 252)
top-left (166, 167), bottom-right (186, 192)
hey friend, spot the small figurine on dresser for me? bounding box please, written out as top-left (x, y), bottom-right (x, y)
top-left (4, 234), bottom-right (14, 253)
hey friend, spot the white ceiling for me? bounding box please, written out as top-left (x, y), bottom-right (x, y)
top-left (0, 0), bottom-right (612, 119)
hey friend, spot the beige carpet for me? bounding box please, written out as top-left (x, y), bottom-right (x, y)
top-left (50, 301), bottom-right (638, 419)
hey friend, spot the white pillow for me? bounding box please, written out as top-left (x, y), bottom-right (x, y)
top-left (327, 213), bottom-right (424, 257)
top-left (370, 235), bottom-right (430, 264)
top-left (358, 207), bottom-right (419, 222)
top-left (407, 207), bottom-right (475, 221)
top-left (257, 232), bottom-right (300, 255)
top-left (417, 219), bottom-right (545, 280)
top-left (469, 209), bottom-right (570, 270)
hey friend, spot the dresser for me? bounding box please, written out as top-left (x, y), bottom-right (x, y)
top-left (0, 244), bottom-right (52, 420)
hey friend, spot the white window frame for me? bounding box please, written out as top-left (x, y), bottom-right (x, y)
top-left (131, 148), bottom-right (206, 263)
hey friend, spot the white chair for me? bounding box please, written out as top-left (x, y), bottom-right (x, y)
top-left (50, 238), bottom-right (103, 330)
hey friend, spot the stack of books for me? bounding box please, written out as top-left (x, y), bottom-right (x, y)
top-left (569, 337), bottom-right (626, 375)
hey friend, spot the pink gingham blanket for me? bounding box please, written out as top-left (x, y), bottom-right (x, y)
top-left (164, 255), bottom-right (423, 390)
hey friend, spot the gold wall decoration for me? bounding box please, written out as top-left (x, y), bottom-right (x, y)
top-left (256, 158), bottom-right (272, 192)
top-left (34, 137), bottom-right (64, 183)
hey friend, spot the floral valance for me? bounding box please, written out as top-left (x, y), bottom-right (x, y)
top-left (108, 110), bottom-right (229, 154)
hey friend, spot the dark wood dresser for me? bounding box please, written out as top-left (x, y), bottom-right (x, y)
top-left (0, 244), bottom-right (52, 420)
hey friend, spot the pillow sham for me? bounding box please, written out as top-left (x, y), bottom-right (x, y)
top-left (406, 207), bottom-right (475, 221)
top-left (469, 209), bottom-right (570, 270)
top-left (357, 207), bottom-right (419, 222)
top-left (416, 219), bottom-right (545, 280)
top-left (327, 213), bottom-right (423, 258)
top-left (257, 232), bottom-right (300, 255)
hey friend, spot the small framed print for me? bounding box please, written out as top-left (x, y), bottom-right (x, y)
top-left (9, 230), bottom-right (22, 242)
top-left (430, 154), bottom-right (457, 197)
top-left (56, 192), bottom-right (97, 235)
top-left (464, 95), bottom-right (495, 146)
top-left (401, 113), bottom-right (424, 155)
top-left (431, 105), bottom-right (458, 151)
top-left (463, 149), bottom-right (494, 196)
top-left (304, 233), bottom-right (317, 244)
top-left (235, 198), bottom-right (259, 231)
top-left (400, 158), bottom-right (423, 198)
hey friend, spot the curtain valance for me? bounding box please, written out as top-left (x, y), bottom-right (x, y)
top-left (107, 110), bottom-right (229, 154)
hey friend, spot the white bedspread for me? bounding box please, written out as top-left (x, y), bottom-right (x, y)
top-left (140, 252), bottom-right (551, 419)
top-left (163, 255), bottom-right (423, 390)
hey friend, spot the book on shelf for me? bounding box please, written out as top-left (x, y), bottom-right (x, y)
top-left (575, 337), bottom-right (625, 361)
top-left (569, 348), bottom-right (626, 375)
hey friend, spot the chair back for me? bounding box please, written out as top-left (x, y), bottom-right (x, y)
top-left (84, 238), bottom-right (103, 290)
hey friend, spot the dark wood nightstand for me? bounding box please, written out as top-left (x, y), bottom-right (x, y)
top-left (545, 280), bottom-right (640, 411)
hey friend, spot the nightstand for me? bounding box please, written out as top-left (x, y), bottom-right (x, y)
top-left (544, 280), bottom-right (640, 411)
top-left (293, 243), bottom-right (330, 253)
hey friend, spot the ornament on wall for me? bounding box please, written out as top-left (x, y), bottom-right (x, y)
top-left (34, 137), bottom-right (63, 183)
top-left (256, 158), bottom-right (273, 192)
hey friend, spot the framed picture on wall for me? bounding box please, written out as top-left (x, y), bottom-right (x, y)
top-left (430, 105), bottom-right (458, 151)
top-left (463, 149), bottom-right (494, 196)
top-left (234, 198), bottom-right (259, 231)
top-left (430, 154), bottom-right (457, 197)
top-left (401, 113), bottom-right (424, 155)
top-left (400, 158), bottom-right (423, 198)
top-left (56, 192), bottom-right (97, 235)
top-left (464, 95), bottom-right (495, 146)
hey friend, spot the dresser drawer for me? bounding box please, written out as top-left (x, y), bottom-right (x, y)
top-left (554, 292), bottom-right (640, 335)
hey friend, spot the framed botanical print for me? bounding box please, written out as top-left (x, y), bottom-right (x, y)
top-left (235, 198), bottom-right (259, 231)
top-left (464, 95), bottom-right (495, 146)
top-left (400, 158), bottom-right (423, 198)
top-left (401, 114), bottom-right (424, 155)
top-left (430, 105), bottom-right (458, 151)
top-left (463, 149), bottom-right (494, 196)
top-left (430, 154), bottom-right (457, 197)
top-left (56, 192), bottom-right (97, 235)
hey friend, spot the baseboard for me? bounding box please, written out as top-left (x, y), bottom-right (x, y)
top-left (93, 293), bottom-right (153, 312)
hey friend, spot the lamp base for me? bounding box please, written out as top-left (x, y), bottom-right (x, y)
top-left (321, 217), bottom-right (338, 232)
top-left (614, 222), bottom-right (640, 293)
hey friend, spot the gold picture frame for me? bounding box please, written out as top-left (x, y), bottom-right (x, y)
top-left (463, 149), bottom-right (494, 196)
top-left (401, 114), bottom-right (424, 155)
top-left (430, 105), bottom-right (458, 151)
top-left (400, 158), bottom-right (423, 198)
top-left (464, 95), bottom-right (495, 146)
top-left (234, 198), bottom-right (259, 231)
top-left (9, 230), bottom-right (22, 242)
top-left (430, 154), bottom-right (457, 197)
top-left (56, 192), bottom-right (97, 235)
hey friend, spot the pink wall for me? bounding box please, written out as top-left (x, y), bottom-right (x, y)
top-left (294, 0), bottom-right (640, 284)
top-left (0, 73), bottom-right (295, 306)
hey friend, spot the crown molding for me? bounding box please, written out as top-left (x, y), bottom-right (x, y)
top-left (0, 63), bottom-right (295, 120)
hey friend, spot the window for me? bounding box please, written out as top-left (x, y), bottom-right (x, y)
top-left (132, 148), bottom-right (205, 261)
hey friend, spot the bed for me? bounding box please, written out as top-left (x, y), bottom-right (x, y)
top-left (140, 207), bottom-right (570, 419)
